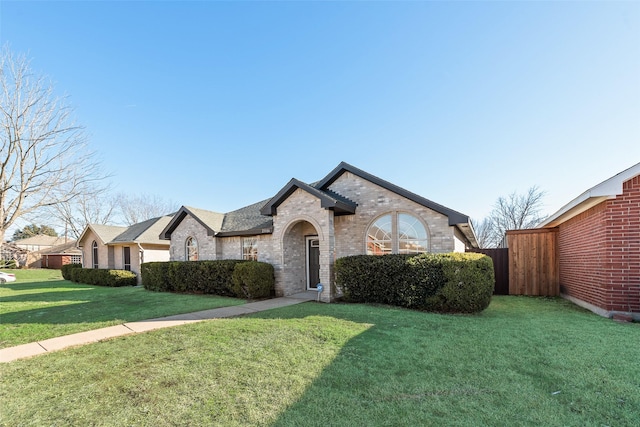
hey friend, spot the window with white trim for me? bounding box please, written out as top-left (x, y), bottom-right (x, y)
top-left (186, 237), bottom-right (198, 261)
top-left (242, 237), bottom-right (258, 261)
top-left (366, 212), bottom-right (428, 255)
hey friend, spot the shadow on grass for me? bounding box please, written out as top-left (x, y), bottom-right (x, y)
top-left (0, 280), bottom-right (88, 291)
top-left (245, 299), bottom-right (639, 426)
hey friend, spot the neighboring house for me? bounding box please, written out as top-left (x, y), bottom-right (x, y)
top-left (12, 235), bottom-right (68, 252)
top-left (40, 241), bottom-right (83, 269)
top-left (161, 162), bottom-right (478, 302)
top-left (77, 216), bottom-right (173, 283)
top-left (534, 162), bottom-right (640, 320)
top-left (0, 242), bottom-right (29, 268)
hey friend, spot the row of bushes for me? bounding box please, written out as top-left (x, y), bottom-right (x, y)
top-left (61, 263), bottom-right (137, 287)
top-left (335, 253), bottom-right (494, 313)
top-left (140, 260), bottom-right (275, 300)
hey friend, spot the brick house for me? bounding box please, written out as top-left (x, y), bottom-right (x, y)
top-left (40, 241), bottom-right (83, 269)
top-left (538, 162), bottom-right (640, 320)
top-left (161, 162), bottom-right (478, 302)
top-left (77, 216), bottom-right (173, 283)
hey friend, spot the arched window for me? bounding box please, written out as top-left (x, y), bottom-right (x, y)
top-left (366, 213), bottom-right (428, 255)
top-left (366, 214), bottom-right (393, 255)
top-left (186, 237), bottom-right (198, 261)
top-left (398, 213), bottom-right (428, 254)
top-left (92, 241), bottom-right (99, 268)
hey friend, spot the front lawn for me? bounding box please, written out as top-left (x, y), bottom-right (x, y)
top-left (0, 269), bottom-right (244, 348)
top-left (1, 296), bottom-right (638, 426)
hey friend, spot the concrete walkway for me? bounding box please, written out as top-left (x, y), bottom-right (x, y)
top-left (0, 292), bottom-right (317, 363)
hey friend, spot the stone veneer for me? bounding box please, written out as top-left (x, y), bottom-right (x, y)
top-left (168, 171), bottom-right (468, 302)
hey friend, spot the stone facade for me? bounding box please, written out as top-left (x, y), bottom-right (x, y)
top-left (166, 169), bottom-right (473, 302)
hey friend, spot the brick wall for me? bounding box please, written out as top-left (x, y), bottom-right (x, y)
top-left (558, 175), bottom-right (640, 315)
top-left (168, 215), bottom-right (217, 261)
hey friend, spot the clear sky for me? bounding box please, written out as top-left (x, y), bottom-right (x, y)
top-left (2, 0), bottom-right (639, 225)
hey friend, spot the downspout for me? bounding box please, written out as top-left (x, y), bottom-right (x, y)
top-left (136, 242), bottom-right (144, 265)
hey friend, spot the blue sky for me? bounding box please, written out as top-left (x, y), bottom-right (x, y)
top-left (2, 1), bottom-right (639, 224)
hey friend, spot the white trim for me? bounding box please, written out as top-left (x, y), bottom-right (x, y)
top-left (305, 236), bottom-right (320, 290)
top-left (540, 162), bottom-right (640, 228)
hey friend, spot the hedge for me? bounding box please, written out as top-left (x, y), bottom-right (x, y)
top-left (141, 260), bottom-right (274, 299)
top-left (231, 261), bottom-right (275, 299)
top-left (336, 252), bottom-right (494, 313)
top-left (61, 263), bottom-right (82, 280)
top-left (65, 266), bottom-right (137, 287)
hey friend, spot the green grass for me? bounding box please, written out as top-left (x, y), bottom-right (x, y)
top-left (0, 269), bottom-right (244, 348)
top-left (1, 296), bottom-right (638, 426)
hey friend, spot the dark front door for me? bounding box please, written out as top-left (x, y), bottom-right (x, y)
top-left (307, 238), bottom-right (320, 290)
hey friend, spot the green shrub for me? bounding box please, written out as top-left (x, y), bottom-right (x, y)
top-left (231, 261), bottom-right (275, 300)
top-left (424, 253), bottom-right (494, 313)
top-left (336, 252), bottom-right (494, 314)
top-left (67, 267), bottom-right (137, 287)
top-left (141, 260), bottom-right (246, 296)
top-left (140, 262), bottom-right (171, 292)
top-left (0, 259), bottom-right (18, 269)
top-left (61, 263), bottom-right (82, 280)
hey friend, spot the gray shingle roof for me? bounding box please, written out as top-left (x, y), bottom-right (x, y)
top-left (111, 216), bottom-right (173, 245)
top-left (89, 224), bottom-right (128, 245)
top-left (218, 199), bottom-right (273, 236)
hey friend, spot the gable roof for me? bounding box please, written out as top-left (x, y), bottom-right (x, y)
top-left (111, 216), bottom-right (173, 245)
top-left (161, 161), bottom-right (477, 247)
top-left (260, 178), bottom-right (357, 216)
top-left (38, 240), bottom-right (81, 255)
top-left (315, 161), bottom-right (471, 226)
top-left (539, 162), bottom-right (640, 228)
top-left (79, 216), bottom-right (174, 247)
top-left (79, 224), bottom-right (128, 246)
top-left (12, 234), bottom-right (67, 247)
top-left (160, 206), bottom-right (225, 240)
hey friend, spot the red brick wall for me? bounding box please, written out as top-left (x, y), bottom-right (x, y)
top-left (558, 175), bottom-right (640, 314)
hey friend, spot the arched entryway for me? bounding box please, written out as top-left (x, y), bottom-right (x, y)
top-left (282, 219), bottom-right (322, 295)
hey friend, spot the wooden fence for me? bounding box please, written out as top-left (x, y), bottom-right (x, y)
top-left (506, 228), bottom-right (559, 296)
top-left (467, 248), bottom-right (509, 295)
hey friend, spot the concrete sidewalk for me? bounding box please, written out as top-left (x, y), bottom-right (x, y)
top-left (0, 292), bottom-right (317, 363)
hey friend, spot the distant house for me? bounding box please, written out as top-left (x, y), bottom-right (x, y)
top-left (40, 241), bottom-right (83, 269)
top-left (77, 216), bottom-right (173, 283)
top-left (161, 162), bottom-right (478, 302)
top-left (12, 235), bottom-right (68, 252)
top-left (537, 162), bottom-right (640, 320)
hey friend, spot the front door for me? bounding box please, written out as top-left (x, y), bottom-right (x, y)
top-left (306, 237), bottom-right (320, 290)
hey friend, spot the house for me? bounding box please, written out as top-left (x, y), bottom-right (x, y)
top-left (161, 162), bottom-right (478, 302)
top-left (0, 242), bottom-right (29, 268)
top-left (12, 234), bottom-right (68, 252)
top-left (40, 241), bottom-right (83, 269)
top-left (77, 216), bottom-right (173, 283)
top-left (534, 162), bottom-right (640, 320)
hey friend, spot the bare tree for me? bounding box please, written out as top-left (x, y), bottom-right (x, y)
top-left (477, 186), bottom-right (547, 248)
top-left (117, 193), bottom-right (178, 225)
top-left (0, 46), bottom-right (107, 241)
top-left (48, 186), bottom-right (119, 239)
top-left (471, 217), bottom-right (498, 249)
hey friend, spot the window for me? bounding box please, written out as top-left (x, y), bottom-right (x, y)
top-left (397, 213), bottom-right (428, 254)
top-left (242, 237), bottom-right (258, 261)
top-left (366, 214), bottom-right (393, 255)
top-left (92, 241), bottom-right (99, 268)
top-left (186, 237), bottom-right (198, 261)
top-left (71, 255), bottom-right (82, 264)
top-left (366, 212), bottom-right (428, 255)
top-left (123, 247), bottom-right (131, 271)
